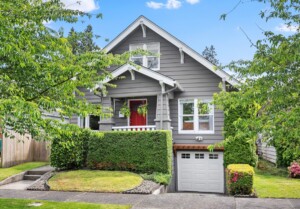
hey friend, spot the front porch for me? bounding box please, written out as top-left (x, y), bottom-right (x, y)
top-left (99, 95), bottom-right (172, 131)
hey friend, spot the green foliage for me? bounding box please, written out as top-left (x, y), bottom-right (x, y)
top-left (120, 102), bottom-right (131, 118)
top-left (201, 45), bottom-right (220, 65)
top-left (219, 105), bottom-right (258, 167)
top-left (226, 164), bottom-right (254, 195)
top-left (137, 104), bottom-right (148, 116)
top-left (0, 0), bottom-right (130, 140)
top-left (140, 172), bottom-right (172, 185)
top-left (214, 0), bottom-right (300, 167)
top-left (50, 125), bottom-right (96, 169)
top-left (87, 131), bottom-right (172, 174)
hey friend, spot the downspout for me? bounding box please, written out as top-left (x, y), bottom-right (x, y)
top-left (159, 82), bottom-right (180, 130)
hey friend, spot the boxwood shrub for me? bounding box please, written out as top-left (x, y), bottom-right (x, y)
top-left (226, 164), bottom-right (254, 195)
top-left (87, 131), bottom-right (172, 174)
top-left (51, 127), bottom-right (97, 169)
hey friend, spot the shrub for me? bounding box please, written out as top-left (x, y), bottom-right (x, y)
top-left (226, 164), bottom-right (254, 195)
top-left (288, 160), bottom-right (300, 178)
top-left (87, 131), bottom-right (172, 174)
top-left (50, 127), bottom-right (95, 169)
top-left (140, 172), bottom-right (172, 185)
top-left (223, 107), bottom-right (258, 167)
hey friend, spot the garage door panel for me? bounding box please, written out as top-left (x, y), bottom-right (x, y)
top-left (177, 151), bottom-right (224, 193)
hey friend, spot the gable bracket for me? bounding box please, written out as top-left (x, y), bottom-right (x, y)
top-left (179, 47), bottom-right (184, 64)
top-left (140, 21), bottom-right (146, 38)
top-left (129, 68), bottom-right (135, 80)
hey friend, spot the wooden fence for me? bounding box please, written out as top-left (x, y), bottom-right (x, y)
top-left (0, 130), bottom-right (50, 168)
top-left (257, 142), bottom-right (277, 164)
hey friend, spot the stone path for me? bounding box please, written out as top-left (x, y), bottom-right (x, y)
top-left (0, 180), bottom-right (33, 190)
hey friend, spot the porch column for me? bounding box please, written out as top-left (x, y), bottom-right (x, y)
top-left (99, 97), bottom-right (115, 131)
top-left (154, 93), bottom-right (172, 130)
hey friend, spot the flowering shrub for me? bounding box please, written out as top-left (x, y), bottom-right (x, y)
top-left (226, 164), bottom-right (254, 195)
top-left (288, 161), bottom-right (300, 178)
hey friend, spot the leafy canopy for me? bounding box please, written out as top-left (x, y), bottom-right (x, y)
top-left (202, 45), bottom-right (220, 66)
top-left (0, 0), bottom-right (130, 140)
top-left (214, 0), bottom-right (300, 166)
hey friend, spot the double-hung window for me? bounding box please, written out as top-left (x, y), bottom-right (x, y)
top-left (78, 115), bottom-right (100, 131)
top-left (129, 43), bottom-right (160, 71)
top-left (178, 98), bottom-right (214, 134)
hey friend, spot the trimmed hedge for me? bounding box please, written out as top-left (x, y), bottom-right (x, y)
top-left (226, 164), bottom-right (254, 195)
top-left (51, 128), bottom-right (96, 169)
top-left (87, 131), bottom-right (172, 174)
top-left (223, 107), bottom-right (258, 167)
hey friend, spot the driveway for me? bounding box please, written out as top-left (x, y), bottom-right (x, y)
top-left (0, 190), bottom-right (299, 209)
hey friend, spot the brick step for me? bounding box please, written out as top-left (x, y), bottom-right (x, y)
top-left (23, 175), bottom-right (41, 181)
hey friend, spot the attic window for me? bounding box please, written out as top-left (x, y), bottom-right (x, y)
top-left (130, 43), bottom-right (160, 71)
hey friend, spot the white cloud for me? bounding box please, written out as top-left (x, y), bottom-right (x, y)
top-left (60, 0), bottom-right (99, 12)
top-left (146, 0), bottom-right (182, 10)
top-left (275, 23), bottom-right (299, 33)
top-left (166, 0), bottom-right (182, 9)
top-left (186, 0), bottom-right (199, 4)
top-left (146, 1), bottom-right (164, 9)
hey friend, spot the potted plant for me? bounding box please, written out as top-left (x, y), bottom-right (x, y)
top-left (137, 104), bottom-right (148, 117)
top-left (120, 102), bottom-right (130, 118)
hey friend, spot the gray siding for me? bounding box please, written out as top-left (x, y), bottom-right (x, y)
top-left (110, 26), bottom-right (224, 144)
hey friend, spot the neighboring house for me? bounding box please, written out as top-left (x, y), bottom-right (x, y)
top-left (71, 16), bottom-right (238, 193)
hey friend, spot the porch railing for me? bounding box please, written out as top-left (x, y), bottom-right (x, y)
top-left (112, 125), bottom-right (156, 131)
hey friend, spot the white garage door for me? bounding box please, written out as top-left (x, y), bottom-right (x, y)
top-left (177, 151), bottom-right (224, 193)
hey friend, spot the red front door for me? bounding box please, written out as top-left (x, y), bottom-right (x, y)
top-left (129, 100), bottom-right (147, 126)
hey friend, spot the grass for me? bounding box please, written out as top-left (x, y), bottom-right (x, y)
top-left (48, 170), bottom-right (143, 193)
top-left (0, 162), bottom-right (48, 181)
top-left (140, 172), bottom-right (171, 185)
top-left (0, 198), bottom-right (131, 209)
top-left (254, 160), bottom-right (300, 198)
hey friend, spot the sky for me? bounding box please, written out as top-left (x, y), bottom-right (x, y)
top-left (46, 0), bottom-right (297, 65)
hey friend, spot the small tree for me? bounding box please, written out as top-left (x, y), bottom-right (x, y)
top-left (215, 0), bottom-right (300, 166)
top-left (0, 0), bottom-right (130, 140)
top-left (202, 45), bottom-right (220, 65)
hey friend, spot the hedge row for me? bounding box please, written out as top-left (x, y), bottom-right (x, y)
top-left (87, 131), bottom-right (172, 174)
top-left (51, 129), bottom-right (172, 175)
top-left (226, 164), bottom-right (254, 195)
top-left (223, 106), bottom-right (258, 167)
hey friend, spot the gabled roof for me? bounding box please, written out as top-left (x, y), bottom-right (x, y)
top-left (102, 64), bottom-right (184, 91)
top-left (103, 15), bottom-right (239, 86)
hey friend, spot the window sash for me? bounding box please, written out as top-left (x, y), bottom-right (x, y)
top-left (179, 98), bottom-right (214, 133)
top-left (130, 43), bottom-right (160, 70)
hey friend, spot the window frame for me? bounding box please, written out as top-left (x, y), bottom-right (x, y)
top-left (178, 98), bottom-right (214, 134)
top-left (129, 42), bottom-right (160, 71)
top-left (78, 115), bottom-right (100, 130)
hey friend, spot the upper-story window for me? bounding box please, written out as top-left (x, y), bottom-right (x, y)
top-left (178, 98), bottom-right (214, 134)
top-left (129, 43), bottom-right (160, 71)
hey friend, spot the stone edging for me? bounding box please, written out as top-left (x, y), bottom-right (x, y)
top-left (0, 171), bottom-right (27, 186)
top-left (27, 171), bottom-right (54, 191)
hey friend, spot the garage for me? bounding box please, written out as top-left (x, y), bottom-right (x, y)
top-left (177, 151), bottom-right (224, 193)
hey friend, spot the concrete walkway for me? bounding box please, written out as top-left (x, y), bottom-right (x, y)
top-left (0, 190), bottom-right (299, 209)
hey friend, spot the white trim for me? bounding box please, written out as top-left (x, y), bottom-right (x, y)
top-left (178, 98), bottom-right (215, 134)
top-left (129, 42), bottom-right (160, 71)
top-left (101, 63), bottom-right (176, 87)
top-left (103, 16), bottom-right (239, 86)
top-left (140, 21), bottom-right (146, 38)
top-left (127, 99), bottom-right (148, 126)
top-left (179, 47), bottom-right (184, 64)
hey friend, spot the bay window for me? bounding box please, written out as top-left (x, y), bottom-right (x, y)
top-left (129, 43), bottom-right (160, 71)
top-left (178, 98), bottom-right (214, 134)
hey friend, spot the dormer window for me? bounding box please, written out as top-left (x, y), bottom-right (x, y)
top-left (129, 43), bottom-right (160, 71)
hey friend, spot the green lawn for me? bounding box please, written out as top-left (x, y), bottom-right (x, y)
top-left (0, 198), bottom-right (131, 209)
top-left (48, 170), bottom-right (143, 193)
top-left (254, 160), bottom-right (300, 198)
top-left (0, 162), bottom-right (48, 181)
